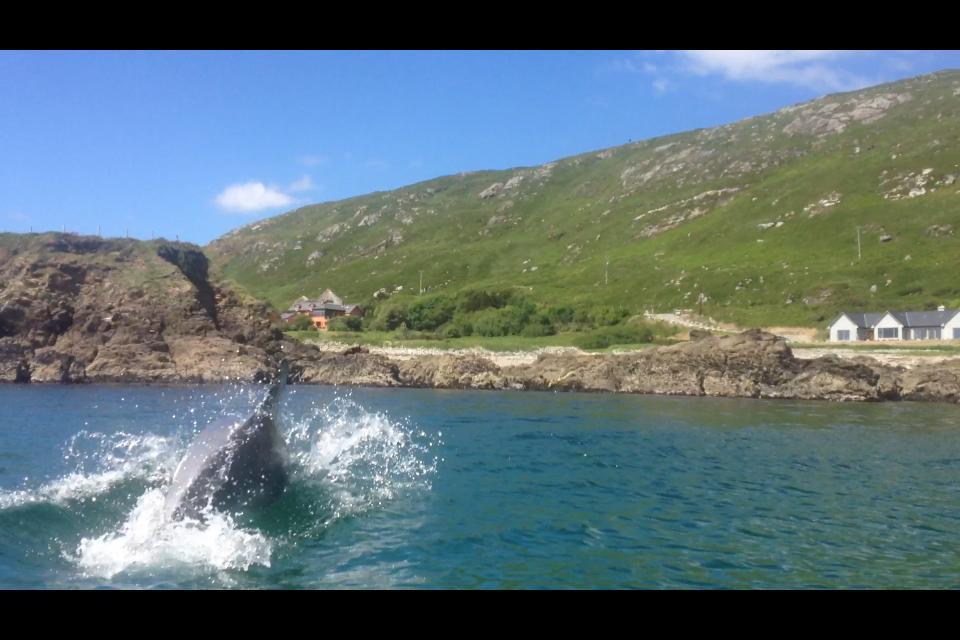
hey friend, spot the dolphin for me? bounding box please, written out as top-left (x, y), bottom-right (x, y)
top-left (164, 362), bottom-right (289, 521)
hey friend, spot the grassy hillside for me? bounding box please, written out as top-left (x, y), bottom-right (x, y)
top-left (208, 70), bottom-right (960, 329)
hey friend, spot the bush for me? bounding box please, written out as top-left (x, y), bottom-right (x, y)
top-left (544, 305), bottom-right (575, 326)
top-left (456, 288), bottom-right (515, 313)
top-left (441, 314), bottom-right (474, 338)
top-left (590, 305), bottom-right (631, 327)
top-left (406, 295), bottom-right (456, 331)
top-left (369, 301), bottom-right (409, 331)
top-left (573, 308), bottom-right (592, 326)
top-left (573, 324), bottom-right (654, 349)
top-left (287, 314), bottom-right (314, 331)
top-left (472, 302), bottom-right (536, 336)
top-left (521, 321), bottom-right (554, 337)
top-left (328, 315), bottom-right (363, 331)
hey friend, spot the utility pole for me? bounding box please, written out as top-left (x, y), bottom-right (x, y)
top-left (857, 226), bottom-right (861, 261)
top-left (419, 271), bottom-right (423, 296)
top-left (604, 255), bottom-right (609, 286)
top-left (97, 224), bottom-right (101, 237)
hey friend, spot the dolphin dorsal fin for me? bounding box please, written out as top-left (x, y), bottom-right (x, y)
top-left (261, 360), bottom-right (288, 414)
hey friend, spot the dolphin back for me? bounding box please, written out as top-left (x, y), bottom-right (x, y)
top-left (164, 360), bottom-right (290, 521)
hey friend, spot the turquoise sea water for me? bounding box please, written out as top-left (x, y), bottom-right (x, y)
top-left (0, 384), bottom-right (958, 589)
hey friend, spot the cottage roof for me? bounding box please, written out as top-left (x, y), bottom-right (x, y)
top-left (833, 309), bottom-right (960, 329)
top-left (317, 288), bottom-right (343, 305)
top-left (889, 309), bottom-right (960, 327)
top-left (836, 312), bottom-right (885, 328)
top-left (287, 291), bottom-right (360, 314)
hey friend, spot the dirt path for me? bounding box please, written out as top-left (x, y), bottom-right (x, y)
top-left (305, 340), bottom-right (588, 367)
top-left (646, 312), bottom-right (818, 342)
top-left (309, 337), bottom-right (960, 371)
top-left (792, 347), bottom-right (960, 369)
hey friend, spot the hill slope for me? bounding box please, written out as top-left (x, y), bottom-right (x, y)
top-left (208, 70), bottom-right (960, 328)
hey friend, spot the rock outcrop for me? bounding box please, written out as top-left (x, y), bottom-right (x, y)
top-left (272, 329), bottom-right (960, 405)
top-left (0, 233), bottom-right (296, 383)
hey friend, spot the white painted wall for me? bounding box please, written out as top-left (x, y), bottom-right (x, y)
top-left (829, 315), bottom-right (861, 342)
top-left (944, 311), bottom-right (960, 341)
top-left (874, 313), bottom-right (904, 340)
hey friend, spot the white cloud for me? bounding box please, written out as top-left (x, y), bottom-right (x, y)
top-left (652, 78), bottom-right (671, 94)
top-left (607, 58), bottom-right (658, 75)
top-left (678, 50), bottom-right (869, 91)
top-left (215, 182), bottom-right (295, 214)
top-left (289, 175), bottom-right (315, 192)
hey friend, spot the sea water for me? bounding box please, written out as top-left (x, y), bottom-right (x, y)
top-left (1, 384), bottom-right (958, 589)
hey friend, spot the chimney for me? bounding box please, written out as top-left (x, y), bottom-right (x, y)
top-left (938, 305), bottom-right (946, 312)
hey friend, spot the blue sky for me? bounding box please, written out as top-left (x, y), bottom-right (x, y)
top-left (2, 50), bottom-right (958, 245)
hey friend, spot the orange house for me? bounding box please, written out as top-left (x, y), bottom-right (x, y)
top-left (311, 315), bottom-right (329, 331)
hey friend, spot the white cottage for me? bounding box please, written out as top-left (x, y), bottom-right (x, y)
top-left (828, 307), bottom-right (960, 342)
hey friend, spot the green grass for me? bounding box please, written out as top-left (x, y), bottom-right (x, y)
top-left (208, 70), bottom-right (960, 332)
top-left (792, 341), bottom-right (960, 354)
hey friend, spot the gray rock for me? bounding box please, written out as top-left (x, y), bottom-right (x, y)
top-left (479, 183), bottom-right (504, 199)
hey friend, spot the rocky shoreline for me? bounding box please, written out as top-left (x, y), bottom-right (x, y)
top-left (2, 234), bottom-right (959, 404)
top-left (285, 329), bottom-right (960, 404)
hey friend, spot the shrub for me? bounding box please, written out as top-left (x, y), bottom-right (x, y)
top-left (590, 305), bottom-right (631, 327)
top-left (287, 314), bottom-right (314, 331)
top-left (328, 315), bottom-right (363, 331)
top-left (441, 314), bottom-right (474, 338)
top-left (573, 324), bottom-right (654, 349)
top-left (456, 288), bottom-right (515, 313)
top-left (521, 321), bottom-right (554, 337)
top-left (573, 308), bottom-right (592, 326)
top-left (472, 304), bottom-right (531, 336)
top-left (406, 295), bottom-right (456, 331)
top-left (369, 301), bottom-right (409, 331)
top-left (544, 305), bottom-right (575, 326)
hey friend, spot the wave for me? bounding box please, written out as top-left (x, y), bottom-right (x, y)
top-left (0, 431), bottom-right (177, 510)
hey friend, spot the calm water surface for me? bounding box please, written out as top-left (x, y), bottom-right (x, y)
top-left (1, 384), bottom-right (958, 589)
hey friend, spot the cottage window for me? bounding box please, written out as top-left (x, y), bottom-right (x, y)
top-left (954, 328), bottom-right (960, 340)
top-left (878, 327), bottom-right (898, 339)
top-left (836, 330), bottom-right (850, 341)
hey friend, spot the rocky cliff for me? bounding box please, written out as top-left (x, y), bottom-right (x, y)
top-left (0, 233), bottom-right (313, 383)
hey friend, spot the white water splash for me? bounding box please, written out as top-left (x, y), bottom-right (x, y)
top-left (0, 431), bottom-right (177, 510)
top-left (285, 395), bottom-right (440, 520)
top-left (72, 489), bottom-right (272, 579)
